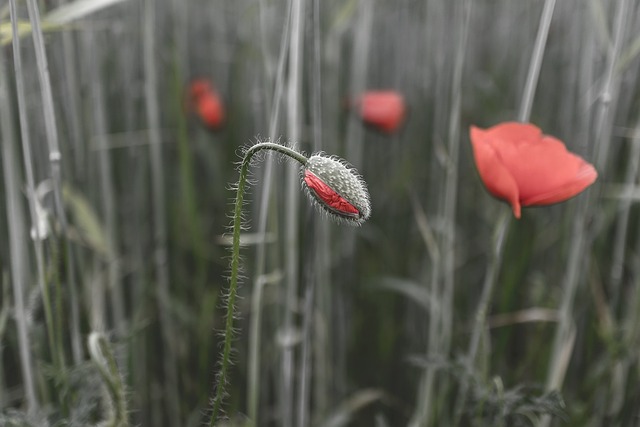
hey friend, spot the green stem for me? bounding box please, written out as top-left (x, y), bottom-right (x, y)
top-left (143, 0), bottom-right (180, 423)
top-left (89, 332), bottom-right (129, 427)
top-left (26, 0), bottom-right (78, 375)
top-left (209, 142), bottom-right (307, 426)
top-left (9, 0), bottom-right (59, 377)
top-left (0, 41), bottom-right (38, 413)
top-left (453, 209), bottom-right (510, 426)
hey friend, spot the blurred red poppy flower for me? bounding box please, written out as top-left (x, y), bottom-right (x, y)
top-left (469, 122), bottom-right (597, 218)
top-left (356, 91), bottom-right (406, 134)
top-left (188, 78), bottom-right (225, 131)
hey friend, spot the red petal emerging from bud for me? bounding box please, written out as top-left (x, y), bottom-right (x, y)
top-left (304, 170), bottom-right (360, 217)
top-left (302, 154), bottom-right (371, 225)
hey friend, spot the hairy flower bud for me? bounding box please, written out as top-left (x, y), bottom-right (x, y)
top-left (302, 154), bottom-right (371, 225)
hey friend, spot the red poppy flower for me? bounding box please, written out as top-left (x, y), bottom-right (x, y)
top-left (356, 91), bottom-right (406, 134)
top-left (187, 78), bottom-right (225, 131)
top-left (469, 122), bottom-right (597, 218)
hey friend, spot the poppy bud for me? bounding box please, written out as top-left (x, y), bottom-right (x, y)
top-left (302, 154), bottom-right (371, 225)
top-left (188, 78), bottom-right (225, 131)
top-left (356, 90), bottom-right (406, 134)
top-left (470, 122), bottom-right (598, 218)
top-left (196, 93), bottom-right (225, 130)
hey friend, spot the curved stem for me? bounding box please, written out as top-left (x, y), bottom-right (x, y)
top-left (209, 142), bottom-right (307, 426)
top-left (89, 332), bottom-right (129, 427)
top-left (247, 142), bottom-right (309, 166)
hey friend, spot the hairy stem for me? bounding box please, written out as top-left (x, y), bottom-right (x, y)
top-left (210, 142), bottom-right (307, 426)
top-left (88, 332), bottom-right (129, 427)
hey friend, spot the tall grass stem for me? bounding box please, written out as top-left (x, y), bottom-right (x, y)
top-left (309, 0), bottom-right (330, 418)
top-left (593, 0), bottom-right (629, 170)
top-left (517, 0), bottom-right (556, 122)
top-left (452, 210), bottom-right (510, 426)
top-left (345, 0), bottom-right (372, 169)
top-left (411, 1), bottom-right (471, 425)
top-left (283, 0), bottom-right (305, 424)
top-left (9, 0), bottom-right (60, 375)
top-left (83, 29), bottom-right (125, 337)
top-left (606, 123), bottom-right (640, 419)
top-left (58, 5), bottom-right (84, 365)
top-left (142, 0), bottom-right (180, 424)
top-left (296, 278), bottom-right (314, 427)
top-left (26, 0), bottom-right (82, 371)
top-left (609, 124), bottom-right (640, 309)
top-left (540, 1), bottom-right (629, 426)
top-left (0, 40), bottom-right (38, 413)
top-left (247, 1), bottom-right (293, 422)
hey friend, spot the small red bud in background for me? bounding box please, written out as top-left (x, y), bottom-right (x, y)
top-left (355, 90), bottom-right (406, 134)
top-left (187, 78), bottom-right (225, 131)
